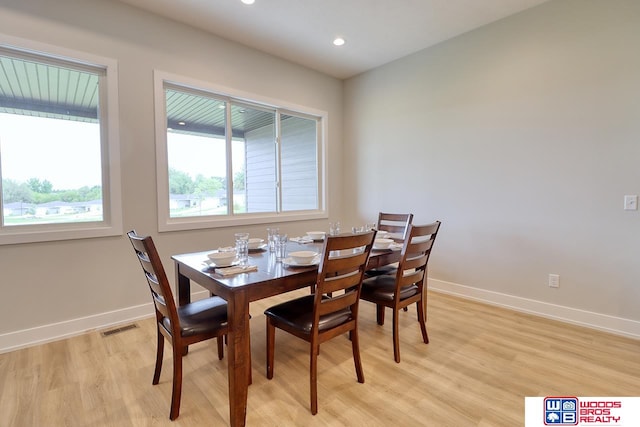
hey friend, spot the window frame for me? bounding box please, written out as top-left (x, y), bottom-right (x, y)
top-left (0, 34), bottom-right (122, 245)
top-left (154, 70), bottom-right (327, 232)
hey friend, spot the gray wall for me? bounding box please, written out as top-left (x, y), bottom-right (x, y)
top-left (0, 0), bottom-right (344, 350)
top-left (344, 0), bottom-right (640, 334)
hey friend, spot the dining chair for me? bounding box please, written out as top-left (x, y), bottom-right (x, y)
top-left (127, 230), bottom-right (229, 420)
top-left (366, 212), bottom-right (414, 277)
top-left (360, 221), bottom-right (441, 363)
top-left (376, 212), bottom-right (414, 241)
top-left (264, 230), bottom-right (376, 415)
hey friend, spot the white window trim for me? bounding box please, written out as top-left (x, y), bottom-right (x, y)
top-left (153, 70), bottom-right (327, 232)
top-left (0, 34), bottom-right (123, 245)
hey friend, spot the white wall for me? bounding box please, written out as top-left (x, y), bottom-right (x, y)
top-left (344, 0), bottom-right (640, 337)
top-left (0, 0), bottom-right (344, 351)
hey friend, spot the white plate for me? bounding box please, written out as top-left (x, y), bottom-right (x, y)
top-left (306, 231), bottom-right (326, 241)
top-left (283, 256), bottom-right (320, 267)
top-left (373, 244), bottom-right (392, 250)
top-left (204, 258), bottom-right (239, 268)
top-left (248, 244), bottom-right (267, 252)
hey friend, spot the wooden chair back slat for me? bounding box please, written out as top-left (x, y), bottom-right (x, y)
top-left (377, 212), bottom-right (413, 241)
top-left (313, 231), bottom-right (376, 332)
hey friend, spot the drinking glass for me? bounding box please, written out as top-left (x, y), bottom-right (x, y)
top-left (267, 227), bottom-right (279, 252)
top-left (234, 232), bottom-right (250, 266)
top-left (329, 221), bottom-right (341, 236)
top-left (275, 234), bottom-right (288, 261)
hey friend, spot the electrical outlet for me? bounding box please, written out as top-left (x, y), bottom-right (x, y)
top-left (624, 195), bottom-right (638, 211)
top-left (548, 274), bottom-right (560, 288)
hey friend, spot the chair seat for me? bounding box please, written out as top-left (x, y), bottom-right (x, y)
top-left (162, 296), bottom-right (228, 337)
top-left (361, 275), bottom-right (419, 302)
top-left (264, 294), bottom-right (351, 333)
top-left (365, 265), bottom-right (397, 277)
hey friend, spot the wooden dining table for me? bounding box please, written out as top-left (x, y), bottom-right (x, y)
top-left (172, 239), bottom-right (401, 427)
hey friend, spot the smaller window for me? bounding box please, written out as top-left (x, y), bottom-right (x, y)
top-left (0, 35), bottom-right (122, 244)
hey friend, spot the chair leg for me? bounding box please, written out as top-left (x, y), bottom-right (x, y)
top-left (310, 343), bottom-right (319, 415)
top-left (217, 335), bottom-right (224, 360)
top-left (376, 304), bottom-right (385, 325)
top-left (351, 327), bottom-right (365, 384)
top-left (247, 323), bottom-right (253, 385)
top-left (266, 318), bottom-right (275, 379)
top-left (153, 327), bottom-right (164, 385)
top-left (392, 309), bottom-right (401, 363)
top-left (416, 300), bottom-right (429, 344)
top-left (170, 345), bottom-right (184, 420)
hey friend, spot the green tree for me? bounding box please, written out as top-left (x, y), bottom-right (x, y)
top-left (32, 192), bottom-right (57, 204)
top-left (78, 185), bottom-right (102, 201)
top-left (169, 168), bottom-right (195, 194)
top-left (194, 174), bottom-right (222, 196)
top-left (27, 178), bottom-right (53, 193)
top-left (2, 179), bottom-right (33, 203)
top-left (233, 170), bottom-right (245, 191)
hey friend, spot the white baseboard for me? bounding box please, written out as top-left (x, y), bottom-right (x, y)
top-left (3, 283), bottom-right (637, 355)
top-left (430, 279), bottom-right (640, 340)
top-left (0, 290), bottom-right (211, 354)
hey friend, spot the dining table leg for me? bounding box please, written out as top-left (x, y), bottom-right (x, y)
top-left (176, 265), bottom-right (192, 306)
top-left (227, 289), bottom-right (251, 427)
top-left (176, 267), bottom-right (192, 355)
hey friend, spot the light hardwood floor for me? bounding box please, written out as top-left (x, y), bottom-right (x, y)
top-left (1, 290), bottom-right (638, 426)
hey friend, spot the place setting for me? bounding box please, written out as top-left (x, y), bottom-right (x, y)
top-left (290, 231), bottom-right (326, 243)
top-left (271, 233), bottom-right (318, 267)
top-left (372, 238), bottom-right (397, 251)
top-left (282, 250), bottom-right (321, 268)
top-left (248, 238), bottom-right (267, 252)
top-left (204, 251), bottom-right (258, 276)
top-left (203, 249), bottom-right (238, 268)
top-left (202, 233), bottom-right (260, 276)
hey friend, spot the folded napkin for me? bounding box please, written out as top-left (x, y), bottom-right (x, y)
top-left (215, 265), bottom-right (258, 276)
top-left (291, 236), bottom-right (313, 243)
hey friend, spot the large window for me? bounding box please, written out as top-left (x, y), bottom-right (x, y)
top-left (155, 72), bottom-right (326, 231)
top-left (0, 36), bottom-right (122, 244)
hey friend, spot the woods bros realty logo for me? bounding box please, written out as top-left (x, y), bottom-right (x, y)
top-left (543, 397), bottom-right (621, 425)
top-left (524, 397), bottom-right (640, 426)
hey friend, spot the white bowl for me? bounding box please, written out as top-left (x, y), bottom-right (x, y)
top-left (207, 251), bottom-right (236, 266)
top-left (248, 238), bottom-right (265, 249)
top-left (306, 231), bottom-right (326, 240)
top-left (373, 238), bottom-right (394, 249)
top-left (289, 250), bottom-right (318, 264)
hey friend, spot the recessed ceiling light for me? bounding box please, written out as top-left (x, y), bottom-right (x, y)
top-left (178, 121), bottom-right (186, 126)
top-left (333, 37), bottom-right (345, 46)
top-left (241, 0), bottom-right (255, 5)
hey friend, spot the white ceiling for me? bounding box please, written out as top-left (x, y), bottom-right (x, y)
top-left (116, 0), bottom-right (550, 79)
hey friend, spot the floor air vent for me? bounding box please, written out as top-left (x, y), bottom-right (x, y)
top-left (101, 323), bottom-right (138, 337)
